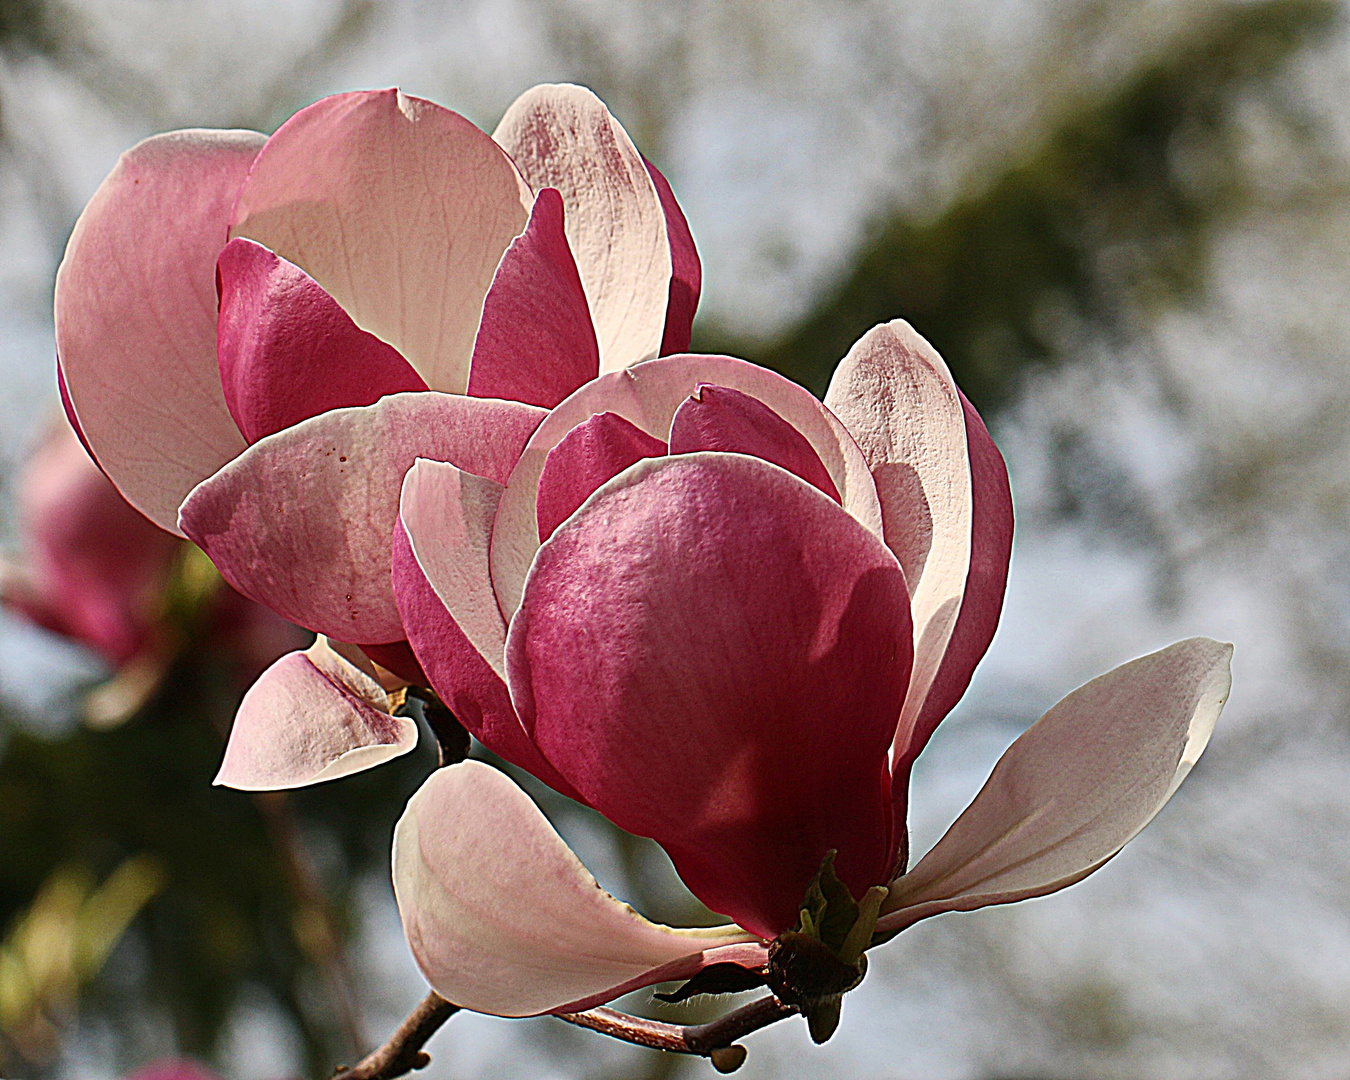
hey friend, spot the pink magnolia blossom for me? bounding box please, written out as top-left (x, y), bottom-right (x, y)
top-left (54, 84), bottom-right (696, 778)
top-left (1, 417), bottom-right (177, 667)
top-left (125, 1061), bottom-right (222, 1080)
top-left (0, 418), bottom-right (310, 722)
top-left (385, 320), bottom-right (1232, 1019)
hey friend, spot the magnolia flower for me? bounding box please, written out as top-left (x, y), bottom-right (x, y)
top-left (1, 418), bottom-right (177, 668)
top-left (55, 83), bottom-right (697, 777)
top-left (126, 1062), bottom-right (222, 1080)
top-left (0, 419), bottom-right (308, 724)
top-left (386, 320), bottom-right (1232, 1028)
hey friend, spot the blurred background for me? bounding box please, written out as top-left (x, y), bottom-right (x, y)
top-left (1, 0), bottom-right (1348, 1077)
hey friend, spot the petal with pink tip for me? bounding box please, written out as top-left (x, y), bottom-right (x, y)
top-left (825, 320), bottom-right (974, 757)
top-left (645, 160), bottom-right (701, 355)
top-left (536, 412), bottom-right (666, 541)
top-left (179, 393), bottom-right (544, 643)
top-left (466, 188), bottom-right (599, 408)
top-left (392, 461), bottom-right (578, 796)
top-left (216, 238), bottom-right (427, 443)
top-left (491, 354), bottom-right (881, 619)
top-left (876, 638), bottom-right (1233, 935)
top-left (669, 384), bottom-right (839, 501)
top-left (214, 636), bottom-right (417, 790)
top-left (493, 84), bottom-right (670, 371)
top-left (507, 453), bottom-right (911, 937)
top-left (394, 760), bottom-right (763, 1017)
top-left (55, 129), bottom-right (264, 534)
top-left (230, 90), bottom-right (532, 394)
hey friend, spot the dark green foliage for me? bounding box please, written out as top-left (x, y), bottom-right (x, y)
top-left (727, 0), bottom-right (1337, 409)
top-left (0, 652), bottom-right (436, 1077)
top-left (0, 0), bottom-right (51, 54)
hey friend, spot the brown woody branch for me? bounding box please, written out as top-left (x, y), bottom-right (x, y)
top-left (556, 994), bottom-right (797, 1072)
top-left (331, 991), bottom-right (796, 1079)
top-left (331, 992), bottom-right (460, 1080)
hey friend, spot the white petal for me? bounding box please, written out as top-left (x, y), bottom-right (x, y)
top-left (214, 636), bottom-right (417, 790)
top-left (877, 638), bottom-right (1233, 934)
top-left (493, 84), bottom-right (670, 372)
top-left (393, 760), bottom-right (763, 1017)
top-left (399, 459), bottom-right (507, 677)
top-left (825, 320), bottom-right (972, 754)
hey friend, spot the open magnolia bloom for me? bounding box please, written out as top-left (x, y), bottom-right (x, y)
top-left (54, 82), bottom-right (697, 782)
top-left (387, 319), bottom-right (1232, 1039)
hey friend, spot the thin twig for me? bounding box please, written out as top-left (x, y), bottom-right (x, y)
top-left (555, 994), bottom-right (796, 1055)
top-left (331, 991), bottom-right (795, 1079)
top-left (332, 992), bottom-right (461, 1080)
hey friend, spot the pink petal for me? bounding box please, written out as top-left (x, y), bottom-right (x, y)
top-left (0, 419), bottom-right (178, 665)
top-left (57, 360), bottom-right (97, 466)
top-left (491, 353), bottom-right (882, 620)
top-left (644, 160), bottom-right (701, 355)
top-left (126, 1060), bottom-right (222, 1080)
top-left (824, 321), bottom-right (975, 758)
top-left (216, 238), bottom-right (428, 443)
top-left (466, 188), bottom-right (600, 408)
top-left (360, 639), bottom-right (427, 686)
top-left (392, 460), bottom-right (578, 797)
top-left (535, 412), bottom-right (667, 541)
top-left (393, 761), bottom-right (764, 1017)
top-left (493, 84), bottom-right (670, 372)
top-left (506, 453), bottom-right (911, 938)
top-left (179, 393), bottom-right (544, 643)
top-left (891, 391), bottom-right (1013, 841)
top-left (876, 638), bottom-right (1233, 935)
top-left (214, 636), bottom-right (418, 790)
top-left (230, 89), bottom-right (532, 394)
top-left (669, 383), bottom-right (839, 502)
top-left (55, 129), bottom-right (264, 534)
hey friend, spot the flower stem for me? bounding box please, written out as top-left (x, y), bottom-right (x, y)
top-left (331, 992), bottom-right (796, 1079)
top-left (331, 992), bottom-right (461, 1080)
top-left (555, 994), bottom-right (796, 1064)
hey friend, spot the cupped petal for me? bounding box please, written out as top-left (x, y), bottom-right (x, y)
top-left (507, 453), bottom-right (911, 938)
top-left (493, 84), bottom-right (670, 372)
top-left (55, 129), bottom-right (264, 534)
top-left (214, 636), bottom-right (418, 790)
top-left (216, 238), bottom-right (428, 443)
top-left (891, 391), bottom-right (1014, 854)
top-left (179, 393), bottom-right (544, 643)
top-left (824, 320), bottom-right (976, 758)
top-left (669, 384), bottom-right (839, 502)
top-left (394, 760), bottom-right (764, 1017)
top-left (876, 638), bottom-right (1233, 935)
top-left (466, 188), bottom-right (600, 408)
top-left (644, 160), bottom-right (701, 355)
top-left (491, 354), bottom-right (882, 620)
top-left (393, 460), bottom-right (578, 796)
top-left (230, 89), bottom-right (532, 394)
top-left (536, 412), bottom-right (666, 542)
